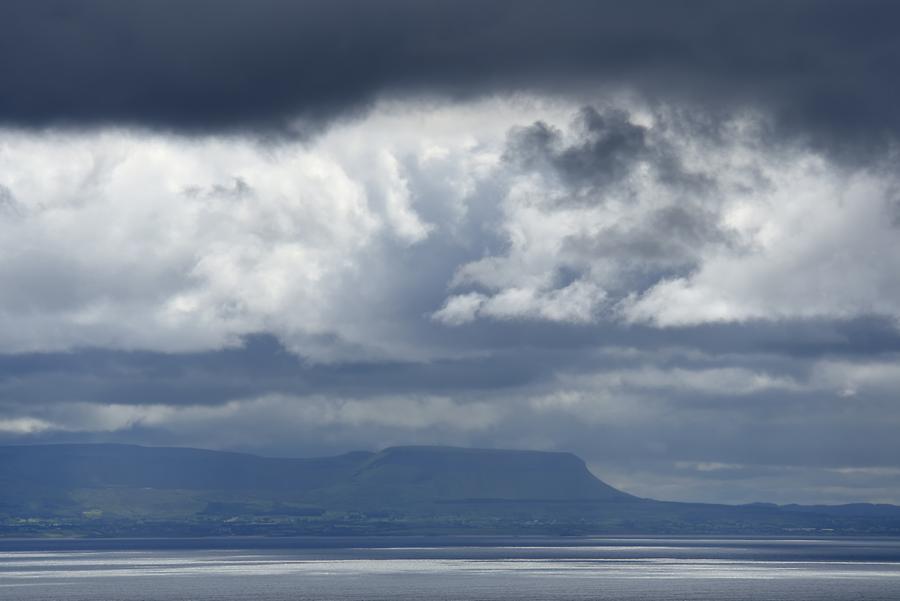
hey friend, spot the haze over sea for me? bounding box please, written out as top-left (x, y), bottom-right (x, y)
top-left (2, 537), bottom-right (900, 601)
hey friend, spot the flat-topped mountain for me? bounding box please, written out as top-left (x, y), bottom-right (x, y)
top-left (333, 446), bottom-right (633, 503)
top-left (1, 443), bottom-right (898, 536)
top-left (0, 444), bottom-right (630, 513)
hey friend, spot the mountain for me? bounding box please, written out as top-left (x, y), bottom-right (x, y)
top-left (310, 446), bottom-right (633, 508)
top-left (0, 444), bottom-right (627, 516)
top-left (1, 443), bottom-right (899, 537)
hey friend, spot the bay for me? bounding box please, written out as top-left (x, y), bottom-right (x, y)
top-left (2, 536), bottom-right (899, 600)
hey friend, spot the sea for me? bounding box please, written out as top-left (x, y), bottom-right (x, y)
top-left (1, 536), bottom-right (899, 600)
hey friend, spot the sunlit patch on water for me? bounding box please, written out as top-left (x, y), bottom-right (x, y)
top-left (1, 538), bottom-right (899, 600)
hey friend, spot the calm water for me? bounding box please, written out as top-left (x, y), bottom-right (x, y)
top-left (1, 536), bottom-right (899, 600)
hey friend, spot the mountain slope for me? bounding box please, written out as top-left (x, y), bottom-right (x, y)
top-left (0, 443), bottom-right (370, 492)
top-left (0, 444), bottom-right (371, 516)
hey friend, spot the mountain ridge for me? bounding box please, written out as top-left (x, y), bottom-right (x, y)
top-left (1, 443), bottom-right (898, 537)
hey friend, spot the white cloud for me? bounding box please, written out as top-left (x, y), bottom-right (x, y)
top-left (434, 279), bottom-right (606, 325)
top-left (809, 359), bottom-right (900, 400)
top-left (435, 106), bottom-right (900, 331)
top-left (0, 97), bottom-right (585, 360)
top-left (432, 292), bottom-right (486, 326)
top-left (0, 395), bottom-right (505, 450)
top-left (371, 150), bottom-right (433, 244)
top-left (0, 417), bottom-right (54, 434)
top-left (622, 159), bottom-right (900, 326)
top-left (2, 97), bottom-right (899, 361)
top-left (0, 130), bottom-right (381, 355)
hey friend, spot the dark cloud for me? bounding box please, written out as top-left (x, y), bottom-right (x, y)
top-left (504, 105), bottom-right (717, 200)
top-left (183, 177), bottom-right (254, 200)
top-left (1, 0), bottom-right (899, 153)
top-left (2, 314), bottom-right (899, 410)
top-left (504, 108), bottom-right (653, 193)
top-left (0, 184), bottom-right (21, 218)
top-left (484, 104), bottom-right (734, 305)
top-left (0, 334), bottom-right (550, 409)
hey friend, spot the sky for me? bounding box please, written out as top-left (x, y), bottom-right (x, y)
top-left (2, 0), bottom-right (900, 505)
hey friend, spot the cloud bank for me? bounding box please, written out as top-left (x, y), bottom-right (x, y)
top-left (2, 1), bottom-right (900, 154)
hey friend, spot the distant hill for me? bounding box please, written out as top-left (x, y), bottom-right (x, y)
top-left (1, 443), bottom-right (899, 537)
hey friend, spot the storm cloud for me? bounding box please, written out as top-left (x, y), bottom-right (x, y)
top-left (0, 1), bottom-right (899, 152)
